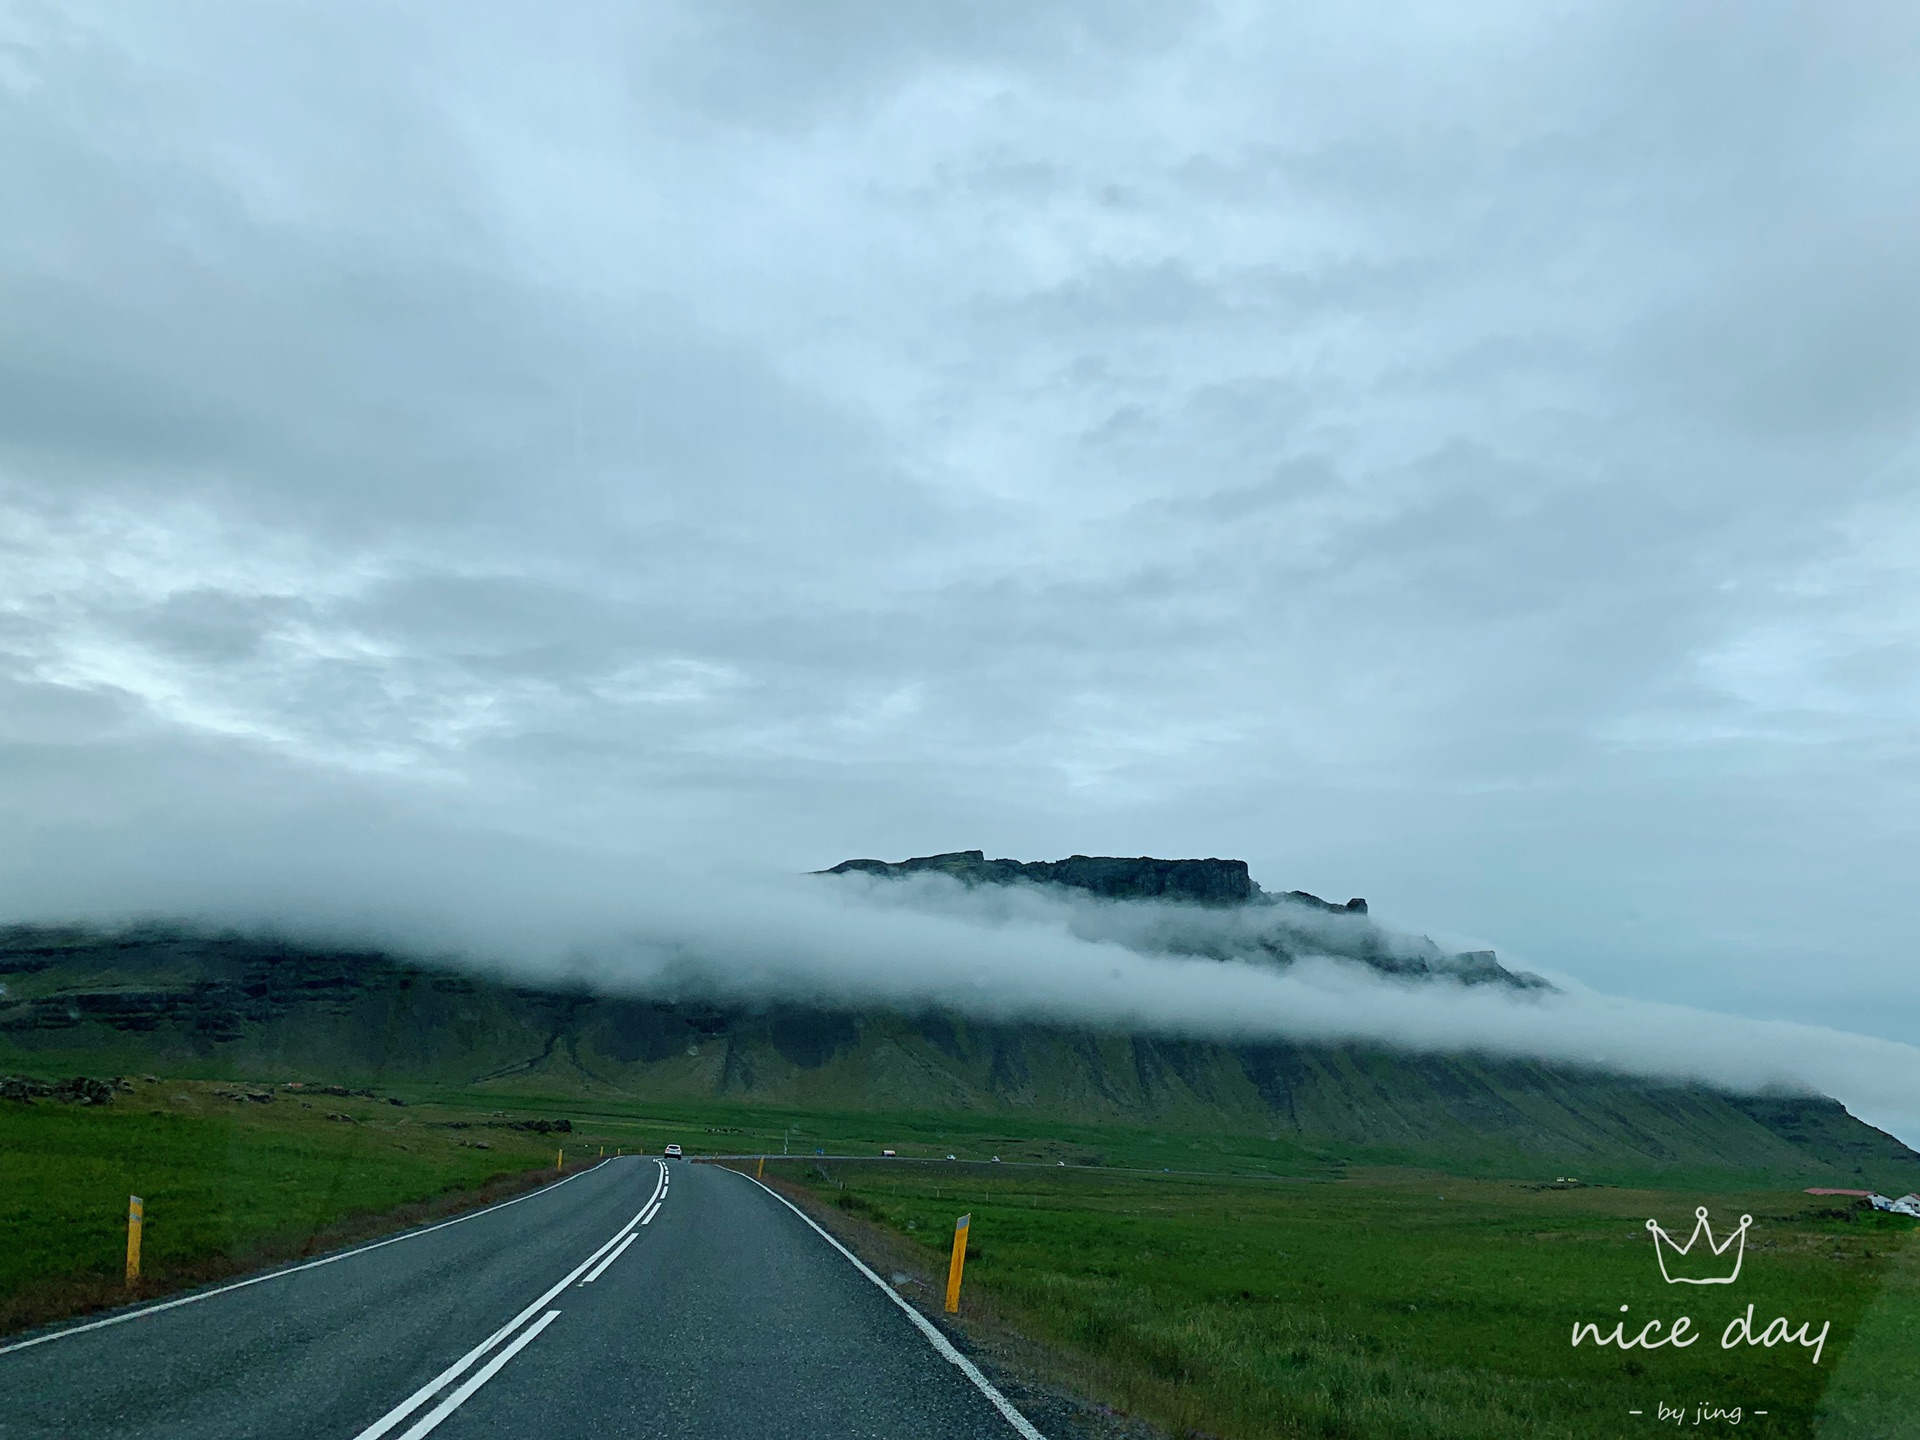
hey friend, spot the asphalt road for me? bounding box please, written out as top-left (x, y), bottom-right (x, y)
top-left (0, 1157), bottom-right (1041, 1439)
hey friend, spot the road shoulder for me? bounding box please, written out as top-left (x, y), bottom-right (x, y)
top-left (724, 1165), bottom-right (1169, 1440)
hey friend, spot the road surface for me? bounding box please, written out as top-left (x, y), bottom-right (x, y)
top-left (0, 1157), bottom-right (1041, 1439)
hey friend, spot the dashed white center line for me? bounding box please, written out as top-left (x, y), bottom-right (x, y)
top-left (353, 1160), bottom-right (666, 1440)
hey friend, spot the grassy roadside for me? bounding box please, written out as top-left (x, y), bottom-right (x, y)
top-left (1811, 1221), bottom-right (1920, 1438)
top-left (0, 1077), bottom-right (613, 1337)
top-left (10, 1076), bottom-right (1919, 1439)
top-left (749, 1157), bottom-right (1920, 1440)
top-left (714, 1159), bottom-right (1175, 1440)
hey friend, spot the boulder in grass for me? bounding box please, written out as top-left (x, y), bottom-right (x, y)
top-left (0, 1075), bottom-right (52, 1102)
top-left (3, 1074), bottom-right (117, 1105)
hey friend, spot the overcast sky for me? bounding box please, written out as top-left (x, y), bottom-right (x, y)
top-left (3, 3), bottom-right (1917, 1051)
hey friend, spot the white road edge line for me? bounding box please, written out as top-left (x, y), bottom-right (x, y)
top-left (353, 1161), bottom-right (665, 1440)
top-left (394, 1309), bottom-right (562, 1440)
top-left (736, 1170), bottom-right (1047, 1440)
top-left (579, 1233), bottom-right (636, 1284)
top-left (0, 1159), bottom-right (615, 1359)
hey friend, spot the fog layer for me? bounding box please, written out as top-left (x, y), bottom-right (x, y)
top-left (8, 806), bottom-right (1916, 1148)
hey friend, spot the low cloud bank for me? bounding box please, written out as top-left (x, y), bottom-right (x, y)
top-left (821, 867), bottom-right (1545, 984)
top-left (6, 818), bottom-right (1917, 1148)
top-left (557, 871), bottom-right (1920, 1147)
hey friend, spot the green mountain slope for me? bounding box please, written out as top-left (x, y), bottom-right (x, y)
top-left (5, 923), bottom-right (1916, 1189)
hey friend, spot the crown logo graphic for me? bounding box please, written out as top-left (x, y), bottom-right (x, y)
top-left (1645, 1207), bottom-right (1752, 1285)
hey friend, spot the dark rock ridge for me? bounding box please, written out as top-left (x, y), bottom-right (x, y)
top-left (1280, 889), bottom-right (1371, 915)
top-left (820, 851), bottom-right (1547, 991)
top-left (826, 849), bottom-right (1371, 913)
top-left (823, 851), bottom-right (1271, 905)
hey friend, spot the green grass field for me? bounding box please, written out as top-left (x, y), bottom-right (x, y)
top-left (0, 1078), bottom-right (616, 1334)
top-left (758, 1157), bottom-right (1920, 1440)
top-left (6, 1079), bottom-right (1915, 1439)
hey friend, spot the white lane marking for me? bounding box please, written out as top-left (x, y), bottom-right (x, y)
top-left (352, 1229), bottom-right (620, 1440)
top-left (0, 1160), bottom-right (614, 1359)
top-left (737, 1171), bottom-right (1047, 1440)
top-left (394, 1309), bottom-right (562, 1440)
top-left (352, 1162), bottom-right (665, 1440)
top-left (579, 1234), bottom-right (636, 1285)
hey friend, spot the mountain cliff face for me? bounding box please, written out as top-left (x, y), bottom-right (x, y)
top-left (824, 851), bottom-right (1272, 905)
top-left (822, 851), bottom-right (1549, 990)
top-left (4, 923), bottom-right (1916, 1188)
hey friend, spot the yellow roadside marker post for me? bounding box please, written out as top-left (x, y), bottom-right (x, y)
top-left (756, 1156), bottom-right (765, 1180)
top-left (556, 1148), bottom-right (564, 1172)
top-left (125, 1196), bottom-right (143, 1284)
top-left (945, 1214), bottom-right (970, 1314)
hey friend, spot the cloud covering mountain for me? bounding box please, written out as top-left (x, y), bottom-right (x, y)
top-left (8, 805), bottom-right (1917, 1146)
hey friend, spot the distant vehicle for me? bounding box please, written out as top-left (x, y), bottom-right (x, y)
top-left (1057, 1160), bottom-right (1066, 1166)
top-left (881, 1149), bottom-right (896, 1157)
top-left (946, 1154), bottom-right (956, 1161)
top-left (991, 1155), bottom-right (1001, 1163)
top-left (663, 1143), bottom-right (683, 1158)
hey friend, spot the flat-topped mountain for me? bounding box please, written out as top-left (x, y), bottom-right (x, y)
top-left (824, 851), bottom-right (1274, 905)
top-left (822, 851), bottom-right (1546, 990)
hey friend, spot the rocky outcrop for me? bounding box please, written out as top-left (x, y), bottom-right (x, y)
top-left (0, 1074), bottom-right (125, 1104)
top-left (1279, 890), bottom-right (1369, 915)
top-left (819, 850), bottom-right (1550, 991)
top-left (824, 851), bottom-right (1382, 914)
top-left (823, 851), bottom-right (1264, 904)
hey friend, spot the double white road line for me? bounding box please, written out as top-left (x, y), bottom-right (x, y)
top-left (353, 1159), bottom-right (669, 1440)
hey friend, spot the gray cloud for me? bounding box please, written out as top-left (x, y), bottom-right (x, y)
top-left (2, 3), bottom-right (1917, 1110)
